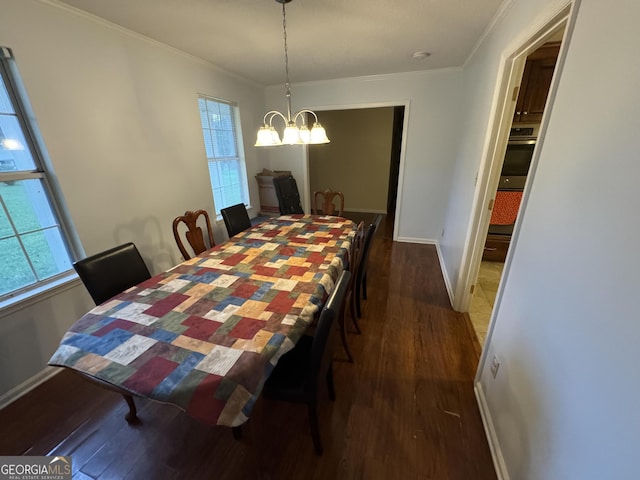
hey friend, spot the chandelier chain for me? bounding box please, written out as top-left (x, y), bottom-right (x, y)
top-left (282, 2), bottom-right (292, 119)
top-left (254, 0), bottom-right (329, 146)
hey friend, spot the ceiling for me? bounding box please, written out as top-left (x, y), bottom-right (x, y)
top-left (55, 0), bottom-right (505, 86)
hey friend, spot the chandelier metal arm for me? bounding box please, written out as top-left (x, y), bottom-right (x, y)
top-left (254, 0), bottom-right (330, 147)
top-left (262, 110), bottom-right (288, 126)
top-left (292, 109), bottom-right (319, 126)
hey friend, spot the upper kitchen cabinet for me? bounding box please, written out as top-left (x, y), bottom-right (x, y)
top-left (514, 42), bottom-right (561, 124)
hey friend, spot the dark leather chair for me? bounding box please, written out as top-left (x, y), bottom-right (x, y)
top-left (355, 215), bottom-right (382, 318)
top-left (172, 209), bottom-right (215, 260)
top-left (338, 221), bottom-right (365, 362)
top-left (262, 269), bottom-right (351, 455)
top-left (73, 242), bottom-right (152, 422)
top-left (313, 189), bottom-right (345, 216)
top-left (273, 175), bottom-right (304, 214)
top-left (221, 203), bottom-right (252, 238)
top-left (73, 242), bottom-right (151, 305)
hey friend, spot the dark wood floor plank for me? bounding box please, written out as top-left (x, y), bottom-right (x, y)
top-left (0, 214), bottom-right (497, 480)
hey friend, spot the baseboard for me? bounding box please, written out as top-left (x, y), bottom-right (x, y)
top-left (396, 237), bottom-right (454, 306)
top-left (0, 366), bottom-right (61, 410)
top-left (434, 242), bottom-right (454, 307)
top-left (475, 381), bottom-right (509, 480)
top-left (344, 208), bottom-right (387, 214)
top-left (395, 236), bottom-right (437, 245)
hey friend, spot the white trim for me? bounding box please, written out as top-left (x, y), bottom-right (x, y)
top-left (343, 208), bottom-right (387, 214)
top-left (270, 66), bottom-right (464, 90)
top-left (38, 0), bottom-right (261, 89)
top-left (0, 274), bottom-right (82, 320)
top-left (475, 382), bottom-right (509, 480)
top-left (436, 243), bottom-right (454, 306)
top-left (453, 1), bottom-right (574, 312)
top-left (464, 0), bottom-right (516, 69)
top-left (0, 366), bottom-right (61, 410)
top-left (300, 99), bottom-right (411, 244)
top-left (395, 237), bottom-right (436, 245)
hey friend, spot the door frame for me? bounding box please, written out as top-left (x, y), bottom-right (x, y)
top-left (303, 100), bottom-right (411, 241)
top-left (453, 4), bottom-right (574, 315)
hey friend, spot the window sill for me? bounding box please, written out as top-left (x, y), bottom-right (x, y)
top-left (0, 273), bottom-right (82, 320)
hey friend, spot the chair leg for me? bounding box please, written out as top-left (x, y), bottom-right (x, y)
top-left (307, 401), bottom-right (323, 455)
top-left (338, 311), bottom-right (354, 363)
top-left (355, 279), bottom-right (363, 319)
top-left (123, 394), bottom-right (139, 424)
top-left (362, 272), bottom-right (368, 300)
top-left (350, 289), bottom-right (361, 334)
top-left (327, 364), bottom-right (336, 401)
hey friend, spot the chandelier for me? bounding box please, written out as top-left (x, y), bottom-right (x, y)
top-left (255, 0), bottom-right (330, 147)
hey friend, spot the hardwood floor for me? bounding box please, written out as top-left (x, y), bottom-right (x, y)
top-left (0, 214), bottom-right (497, 480)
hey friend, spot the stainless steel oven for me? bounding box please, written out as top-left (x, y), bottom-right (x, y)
top-left (500, 123), bottom-right (539, 180)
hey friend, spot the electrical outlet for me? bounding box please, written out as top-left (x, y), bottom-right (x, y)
top-left (490, 355), bottom-right (500, 378)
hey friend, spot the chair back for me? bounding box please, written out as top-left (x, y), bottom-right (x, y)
top-left (350, 221), bottom-right (366, 272)
top-left (356, 223), bottom-right (376, 289)
top-left (221, 203), bottom-right (252, 238)
top-left (172, 209), bottom-right (215, 260)
top-left (273, 175), bottom-right (304, 214)
top-left (73, 242), bottom-right (151, 305)
top-left (309, 270), bottom-right (351, 392)
top-left (313, 189), bottom-right (345, 216)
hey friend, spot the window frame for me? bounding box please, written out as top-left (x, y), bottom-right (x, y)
top-left (0, 47), bottom-right (80, 308)
top-left (197, 94), bottom-right (250, 216)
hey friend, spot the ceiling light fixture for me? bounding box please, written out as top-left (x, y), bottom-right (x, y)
top-left (412, 51), bottom-right (432, 60)
top-left (255, 0), bottom-right (329, 147)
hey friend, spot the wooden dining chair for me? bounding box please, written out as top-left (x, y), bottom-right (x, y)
top-left (221, 203), bottom-right (252, 238)
top-left (313, 189), bottom-right (345, 216)
top-left (172, 209), bottom-right (215, 260)
top-left (262, 269), bottom-right (351, 455)
top-left (73, 242), bottom-right (152, 423)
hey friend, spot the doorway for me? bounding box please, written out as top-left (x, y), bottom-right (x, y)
top-left (461, 13), bottom-right (570, 348)
top-left (307, 105), bottom-right (405, 233)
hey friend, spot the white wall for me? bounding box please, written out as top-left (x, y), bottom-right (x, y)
top-left (0, 0), bottom-right (266, 399)
top-left (264, 70), bottom-right (464, 242)
top-left (470, 0), bottom-right (640, 478)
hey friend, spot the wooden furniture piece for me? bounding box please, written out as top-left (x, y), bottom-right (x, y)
top-left (172, 209), bottom-right (215, 260)
top-left (273, 175), bottom-right (304, 214)
top-left (72, 242), bottom-right (152, 422)
top-left (313, 189), bottom-right (345, 216)
top-left (49, 215), bottom-right (356, 429)
top-left (263, 269), bottom-right (351, 455)
top-left (514, 41), bottom-right (560, 123)
top-left (221, 203), bottom-right (252, 238)
top-left (482, 233), bottom-right (511, 262)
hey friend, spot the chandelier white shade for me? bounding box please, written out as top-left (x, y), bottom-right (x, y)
top-left (255, 0), bottom-right (330, 147)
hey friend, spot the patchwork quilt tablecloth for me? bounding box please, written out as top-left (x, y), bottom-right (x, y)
top-left (49, 214), bottom-right (356, 427)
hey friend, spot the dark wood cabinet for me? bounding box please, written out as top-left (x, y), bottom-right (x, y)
top-left (514, 42), bottom-right (560, 124)
top-left (482, 234), bottom-right (511, 262)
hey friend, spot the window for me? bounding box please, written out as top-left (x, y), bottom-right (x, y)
top-left (197, 95), bottom-right (249, 215)
top-left (0, 47), bottom-right (76, 302)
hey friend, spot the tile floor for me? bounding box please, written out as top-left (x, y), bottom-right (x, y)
top-left (469, 261), bottom-right (504, 346)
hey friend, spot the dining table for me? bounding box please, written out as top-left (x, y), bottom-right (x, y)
top-left (48, 214), bottom-right (356, 428)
